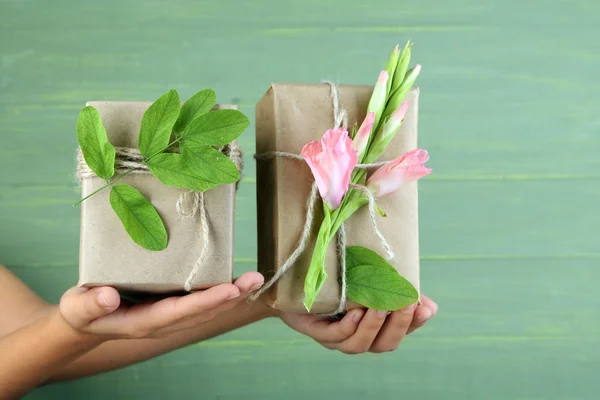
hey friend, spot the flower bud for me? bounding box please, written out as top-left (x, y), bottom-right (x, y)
top-left (383, 64), bottom-right (421, 121)
top-left (367, 148), bottom-right (432, 198)
top-left (352, 112), bottom-right (375, 159)
top-left (391, 40), bottom-right (412, 94)
top-left (385, 45), bottom-right (400, 96)
top-left (367, 71), bottom-right (389, 126)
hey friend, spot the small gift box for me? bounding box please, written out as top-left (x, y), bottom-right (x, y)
top-left (254, 44), bottom-right (429, 314)
top-left (76, 93), bottom-right (246, 293)
top-left (255, 84), bottom-right (421, 314)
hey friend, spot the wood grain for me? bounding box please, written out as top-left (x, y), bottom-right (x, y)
top-left (1, 0), bottom-right (597, 398)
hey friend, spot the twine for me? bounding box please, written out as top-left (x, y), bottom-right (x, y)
top-left (75, 141), bottom-right (243, 292)
top-left (249, 81), bottom-right (394, 315)
top-left (349, 183), bottom-right (395, 260)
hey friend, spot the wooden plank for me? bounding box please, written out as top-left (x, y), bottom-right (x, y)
top-left (0, 0), bottom-right (597, 398)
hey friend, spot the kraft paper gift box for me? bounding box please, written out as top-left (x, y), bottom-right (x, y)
top-left (255, 83), bottom-right (420, 314)
top-left (77, 101), bottom-right (239, 293)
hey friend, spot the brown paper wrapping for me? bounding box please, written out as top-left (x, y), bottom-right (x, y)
top-left (256, 83), bottom-right (420, 314)
top-left (78, 101), bottom-right (237, 293)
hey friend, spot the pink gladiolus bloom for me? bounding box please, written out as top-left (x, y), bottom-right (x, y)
top-left (302, 128), bottom-right (358, 210)
top-left (352, 112), bottom-right (375, 157)
top-left (367, 148), bottom-right (432, 198)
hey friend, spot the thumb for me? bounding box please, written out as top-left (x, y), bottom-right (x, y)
top-left (59, 286), bottom-right (121, 329)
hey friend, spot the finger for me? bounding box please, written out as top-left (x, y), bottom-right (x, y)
top-left (283, 308), bottom-right (365, 343)
top-left (89, 283), bottom-right (240, 336)
top-left (148, 275), bottom-right (266, 336)
top-left (370, 303), bottom-right (416, 352)
top-left (171, 284), bottom-right (241, 318)
top-left (59, 286), bottom-right (120, 329)
top-left (336, 309), bottom-right (387, 354)
top-left (233, 272), bottom-right (265, 295)
top-left (183, 273), bottom-right (266, 325)
top-left (209, 272), bottom-right (265, 314)
top-left (407, 304), bottom-right (433, 334)
top-left (420, 295), bottom-right (438, 316)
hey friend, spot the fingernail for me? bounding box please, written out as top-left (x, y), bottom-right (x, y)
top-left (417, 307), bottom-right (433, 323)
top-left (376, 310), bottom-right (390, 319)
top-left (352, 310), bottom-right (364, 323)
top-left (401, 303), bottom-right (417, 314)
top-left (97, 292), bottom-right (112, 309)
top-left (227, 292), bottom-right (241, 300)
top-left (249, 283), bottom-right (263, 292)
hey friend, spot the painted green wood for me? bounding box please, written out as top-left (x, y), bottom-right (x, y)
top-left (0, 0), bottom-right (598, 399)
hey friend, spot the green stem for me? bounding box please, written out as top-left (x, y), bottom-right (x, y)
top-left (73, 168), bottom-right (137, 206)
top-left (74, 136), bottom-right (183, 207)
top-left (303, 207), bottom-right (335, 311)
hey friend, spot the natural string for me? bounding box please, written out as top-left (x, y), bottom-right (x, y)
top-left (250, 81), bottom-right (394, 315)
top-left (248, 182), bottom-right (320, 301)
top-left (75, 141), bottom-right (243, 292)
top-left (349, 183), bottom-right (395, 260)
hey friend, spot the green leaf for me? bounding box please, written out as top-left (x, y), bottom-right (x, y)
top-left (173, 89), bottom-right (217, 135)
top-left (330, 194), bottom-right (368, 234)
top-left (147, 152), bottom-right (231, 192)
top-left (181, 145), bottom-right (239, 186)
top-left (76, 106), bottom-right (115, 180)
top-left (109, 184), bottom-right (168, 251)
top-left (181, 109), bottom-right (249, 147)
top-left (147, 153), bottom-right (211, 191)
top-left (345, 246), bottom-right (419, 311)
top-left (138, 89), bottom-right (181, 158)
top-left (303, 207), bottom-right (334, 311)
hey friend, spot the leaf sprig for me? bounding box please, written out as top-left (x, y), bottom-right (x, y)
top-left (75, 89), bottom-right (249, 251)
top-left (303, 42), bottom-right (423, 311)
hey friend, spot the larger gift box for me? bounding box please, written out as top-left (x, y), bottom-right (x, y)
top-left (255, 83), bottom-right (420, 314)
top-left (77, 101), bottom-right (239, 293)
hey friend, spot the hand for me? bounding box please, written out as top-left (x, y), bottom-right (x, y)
top-left (57, 272), bottom-right (265, 340)
top-left (279, 295), bottom-right (438, 354)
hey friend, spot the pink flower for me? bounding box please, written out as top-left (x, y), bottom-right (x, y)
top-left (302, 128), bottom-right (358, 210)
top-left (367, 148), bottom-right (432, 197)
top-left (352, 112), bottom-right (375, 158)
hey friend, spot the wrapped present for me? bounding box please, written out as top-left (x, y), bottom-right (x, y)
top-left (76, 100), bottom-right (243, 293)
top-left (254, 82), bottom-right (422, 314)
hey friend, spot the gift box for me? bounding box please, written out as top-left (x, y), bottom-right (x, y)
top-left (255, 83), bottom-right (420, 314)
top-left (77, 101), bottom-right (239, 293)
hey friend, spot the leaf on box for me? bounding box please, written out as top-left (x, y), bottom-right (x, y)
top-left (147, 153), bottom-right (218, 192)
top-left (76, 106), bottom-right (116, 180)
top-left (181, 145), bottom-right (239, 186)
top-left (138, 89), bottom-right (181, 158)
top-left (173, 89), bottom-right (217, 135)
top-left (345, 246), bottom-right (418, 311)
top-left (109, 184), bottom-right (168, 251)
top-left (181, 109), bottom-right (249, 147)
top-left (303, 208), bottom-right (333, 311)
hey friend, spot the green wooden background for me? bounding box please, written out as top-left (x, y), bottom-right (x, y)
top-left (1, 0), bottom-right (598, 398)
